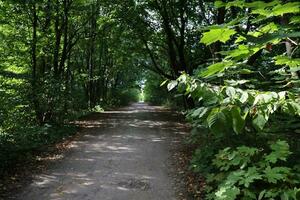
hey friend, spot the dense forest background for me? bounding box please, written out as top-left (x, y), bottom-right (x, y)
top-left (1, 0), bottom-right (300, 199)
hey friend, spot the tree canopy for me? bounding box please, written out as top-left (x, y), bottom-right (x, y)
top-left (1, 0), bottom-right (300, 199)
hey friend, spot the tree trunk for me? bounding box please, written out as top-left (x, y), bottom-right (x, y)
top-left (30, 2), bottom-right (43, 124)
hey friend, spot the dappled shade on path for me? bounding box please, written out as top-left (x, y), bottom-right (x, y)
top-left (14, 103), bottom-right (187, 200)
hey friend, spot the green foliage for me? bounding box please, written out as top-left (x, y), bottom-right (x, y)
top-left (0, 0), bottom-right (144, 174)
top-left (207, 141), bottom-right (300, 200)
top-left (275, 56), bottom-right (300, 72)
top-left (200, 61), bottom-right (234, 78)
top-left (0, 124), bottom-right (77, 174)
top-left (200, 27), bottom-right (236, 45)
top-left (1, 1), bottom-right (300, 199)
top-left (144, 73), bottom-right (182, 108)
top-left (112, 88), bottom-right (141, 106)
top-left (91, 105), bottom-right (104, 113)
top-left (166, 0), bottom-right (300, 199)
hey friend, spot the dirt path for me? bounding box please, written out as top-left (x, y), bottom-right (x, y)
top-left (14, 103), bottom-right (187, 200)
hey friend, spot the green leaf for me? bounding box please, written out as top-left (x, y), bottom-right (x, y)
top-left (290, 16), bottom-right (300, 24)
top-left (286, 102), bottom-right (300, 115)
top-left (243, 189), bottom-right (257, 199)
top-left (265, 140), bottom-right (291, 164)
top-left (225, 45), bottom-right (251, 60)
top-left (200, 61), bottom-right (234, 78)
top-left (225, 80), bottom-right (249, 86)
top-left (239, 167), bottom-right (262, 188)
top-left (242, 32), bottom-right (300, 45)
top-left (258, 190), bottom-right (266, 200)
top-left (167, 80), bottom-right (178, 91)
top-left (207, 108), bottom-right (227, 135)
top-left (191, 107), bottom-right (209, 119)
top-left (226, 0), bottom-right (245, 9)
top-left (215, 0), bottom-right (226, 8)
top-left (264, 166), bottom-right (291, 184)
top-left (252, 114), bottom-right (267, 131)
top-left (160, 80), bottom-right (168, 87)
top-left (215, 186), bottom-right (240, 200)
top-left (240, 92), bottom-right (249, 104)
top-left (226, 87), bottom-right (236, 98)
top-left (239, 69), bottom-right (254, 74)
top-left (281, 188), bottom-right (300, 200)
top-left (272, 2), bottom-right (300, 16)
top-left (275, 56), bottom-right (300, 70)
top-left (231, 106), bottom-right (245, 134)
top-left (200, 27), bottom-right (236, 45)
top-left (259, 23), bottom-right (278, 34)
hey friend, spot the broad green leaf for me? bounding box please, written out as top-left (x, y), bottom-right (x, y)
top-left (265, 140), bottom-right (291, 164)
top-left (240, 92), bottom-right (249, 104)
top-left (251, 8), bottom-right (271, 16)
top-left (264, 166), bottom-right (291, 184)
top-left (286, 102), bottom-right (300, 115)
top-left (167, 80), bottom-right (178, 91)
top-left (191, 107), bottom-right (209, 119)
top-left (290, 16), bottom-right (300, 24)
top-left (251, 2), bottom-right (300, 16)
top-left (272, 2), bottom-right (300, 16)
top-left (242, 32), bottom-right (300, 45)
top-left (200, 61), bottom-right (234, 78)
top-left (275, 56), bottom-right (300, 69)
top-left (246, 1), bottom-right (280, 9)
top-left (226, 0), bottom-right (244, 9)
top-left (235, 35), bottom-right (246, 43)
top-left (281, 188), bottom-right (300, 200)
top-left (226, 87), bottom-right (236, 98)
top-left (215, 186), bottom-right (240, 200)
top-left (243, 189), bottom-right (257, 199)
top-left (239, 167), bottom-right (262, 188)
top-left (239, 69), bottom-right (254, 74)
top-left (259, 23), bottom-right (278, 34)
top-left (224, 170), bottom-right (245, 186)
top-left (231, 106), bottom-right (245, 134)
top-left (200, 27), bottom-right (236, 45)
top-left (225, 80), bottom-right (249, 86)
top-left (224, 45), bottom-right (260, 60)
top-left (207, 108), bottom-right (227, 135)
top-left (215, 1), bottom-right (226, 8)
top-left (252, 114), bottom-right (267, 131)
top-left (258, 190), bottom-right (266, 200)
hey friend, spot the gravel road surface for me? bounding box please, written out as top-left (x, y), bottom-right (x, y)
top-left (15, 103), bottom-right (187, 200)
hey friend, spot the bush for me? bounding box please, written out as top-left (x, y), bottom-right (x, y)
top-left (0, 124), bottom-right (77, 174)
top-left (204, 141), bottom-right (300, 200)
top-left (144, 73), bottom-right (183, 108)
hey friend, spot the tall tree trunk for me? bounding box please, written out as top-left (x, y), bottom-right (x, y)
top-left (178, 0), bottom-right (188, 73)
top-left (59, 0), bottom-right (70, 75)
top-left (53, 0), bottom-right (62, 77)
top-left (30, 2), bottom-right (43, 124)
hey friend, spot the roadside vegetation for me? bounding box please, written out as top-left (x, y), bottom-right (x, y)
top-left (167, 1), bottom-right (300, 199)
top-left (1, 0), bottom-right (300, 199)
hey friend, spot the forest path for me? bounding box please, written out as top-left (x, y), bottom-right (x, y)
top-left (15, 103), bottom-right (187, 200)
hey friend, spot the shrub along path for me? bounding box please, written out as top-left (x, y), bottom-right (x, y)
top-left (13, 103), bottom-right (188, 200)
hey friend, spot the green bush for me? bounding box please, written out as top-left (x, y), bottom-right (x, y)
top-left (108, 88), bottom-right (140, 106)
top-left (0, 124), bottom-right (76, 174)
top-left (144, 73), bottom-right (183, 108)
top-left (166, 0), bottom-right (300, 198)
top-left (205, 140), bottom-right (300, 200)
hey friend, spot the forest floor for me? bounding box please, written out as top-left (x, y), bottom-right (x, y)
top-left (7, 103), bottom-right (192, 200)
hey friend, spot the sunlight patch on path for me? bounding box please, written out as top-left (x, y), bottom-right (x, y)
top-left (15, 103), bottom-right (188, 200)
